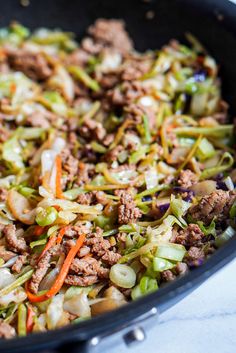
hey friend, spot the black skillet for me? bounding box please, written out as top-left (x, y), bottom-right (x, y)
top-left (0, 0), bottom-right (236, 352)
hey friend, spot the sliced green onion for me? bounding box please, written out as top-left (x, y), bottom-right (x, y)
top-left (17, 304), bottom-right (27, 337)
top-left (131, 276), bottom-right (158, 300)
top-left (139, 276), bottom-right (158, 294)
top-left (42, 91), bottom-right (67, 115)
top-left (36, 206), bottom-right (58, 226)
top-left (153, 257), bottom-right (175, 272)
top-left (18, 186), bottom-right (36, 197)
top-left (91, 141), bottom-right (107, 153)
top-left (0, 269), bottom-right (33, 297)
top-left (17, 127), bottom-right (46, 140)
top-left (142, 115), bottom-right (151, 143)
top-left (109, 264), bottom-right (136, 288)
top-left (10, 23), bottom-right (30, 39)
top-left (119, 242), bottom-right (159, 263)
top-left (135, 184), bottom-right (169, 200)
top-left (170, 196), bottom-right (190, 226)
top-left (94, 215), bottom-right (113, 230)
top-left (215, 226), bottom-right (235, 248)
top-left (200, 152), bottom-right (234, 180)
top-left (197, 219), bottom-right (216, 236)
top-left (131, 284), bottom-right (142, 300)
top-left (196, 138), bottom-right (215, 161)
top-left (63, 188), bottom-right (85, 200)
top-left (68, 65), bottom-right (100, 92)
top-left (65, 285), bottom-right (92, 300)
top-left (46, 225), bottom-right (58, 237)
top-left (230, 202), bottom-right (236, 219)
top-left (174, 125), bottom-right (233, 138)
top-left (129, 145), bottom-right (149, 164)
top-left (30, 236), bottom-right (47, 249)
top-left (32, 30), bottom-right (77, 51)
top-left (103, 229), bottom-right (119, 237)
top-left (155, 243), bottom-right (186, 262)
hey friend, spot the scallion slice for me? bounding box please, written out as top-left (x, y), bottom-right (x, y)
top-left (109, 264), bottom-right (136, 289)
top-left (155, 243), bottom-right (186, 262)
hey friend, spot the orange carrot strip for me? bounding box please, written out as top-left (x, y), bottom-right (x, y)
top-left (52, 205), bottom-right (62, 212)
top-left (56, 226), bottom-right (68, 245)
top-left (34, 226), bottom-right (45, 237)
top-left (55, 155), bottom-right (64, 199)
top-left (26, 305), bottom-right (35, 333)
top-left (26, 234), bottom-right (86, 303)
top-left (42, 171), bottom-right (51, 190)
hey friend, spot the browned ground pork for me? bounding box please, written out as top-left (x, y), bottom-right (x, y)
top-left (117, 191), bottom-right (142, 224)
top-left (189, 190), bottom-right (236, 224)
top-left (7, 49), bottom-right (53, 80)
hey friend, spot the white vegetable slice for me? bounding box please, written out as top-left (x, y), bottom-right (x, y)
top-left (64, 292), bottom-right (91, 317)
top-left (109, 264), bottom-right (136, 289)
top-left (46, 294), bottom-right (64, 330)
top-left (7, 189), bottom-right (36, 225)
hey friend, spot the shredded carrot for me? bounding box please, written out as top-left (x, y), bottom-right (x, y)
top-left (26, 305), bottom-right (35, 333)
top-left (52, 205), bottom-right (62, 212)
top-left (55, 155), bottom-right (64, 199)
top-left (37, 234), bottom-right (57, 263)
top-left (42, 171), bottom-right (51, 190)
top-left (26, 233), bottom-right (86, 303)
top-left (34, 226), bottom-right (45, 237)
top-left (83, 253), bottom-right (92, 258)
top-left (56, 226), bottom-right (68, 245)
top-left (10, 83), bottom-right (17, 94)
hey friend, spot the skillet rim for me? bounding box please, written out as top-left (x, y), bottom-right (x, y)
top-left (0, 0), bottom-right (236, 351)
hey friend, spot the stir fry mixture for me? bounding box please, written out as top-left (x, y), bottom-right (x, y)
top-left (0, 19), bottom-right (235, 338)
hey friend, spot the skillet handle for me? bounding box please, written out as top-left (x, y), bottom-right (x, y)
top-left (55, 307), bottom-right (158, 353)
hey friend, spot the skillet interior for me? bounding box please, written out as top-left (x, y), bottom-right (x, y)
top-left (0, 0), bottom-right (235, 352)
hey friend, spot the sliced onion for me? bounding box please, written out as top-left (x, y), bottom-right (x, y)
top-left (145, 168), bottom-right (158, 189)
top-left (51, 137), bottom-right (66, 153)
top-left (157, 161), bottom-right (176, 175)
top-left (224, 176), bottom-right (235, 191)
top-left (46, 294), bottom-right (64, 330)
top-left (41, 149), bottom-right (57, 176)
top-left (64, 292), bottom-right (91, 317)
top-left (7, 189), bottom-right (36, 224)
top-left (38, 198), bottom-right (103, 215)
top-left (39, 253), bottom-right (65, 291)
top-left (91, 298), bottom-right (126, 316)
top-left (0, 175), bottom-right (16, 188)
top-left (0, 256), bottom-right (18, 268)
top-left (48, 66), bottom-right (75, 102)
top-left (33, 313), bottom-right (47, 333)
top-left (0, 287), bottom-right (27, 306)
top-left (49, 160), bottom-right (57, 195)
top-left (98, 51), bottom-right (122, 72)
top-left (0, 268), bottom-right (15, 289)
top-left (190, 92), bottom-right (208, 116)
top-left (191, 180), bottom-right (217, 197)
top-left (168, 147), bottom-right (189, 164)
top-left (104, 286), bottom-right (126, 301)
top-left (38, 186), bottom-right (54, 199)
top-left (57, 210), bottom-right (77, 224)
